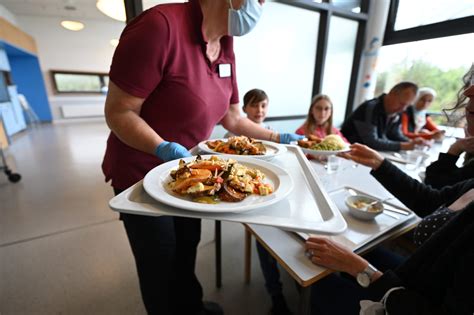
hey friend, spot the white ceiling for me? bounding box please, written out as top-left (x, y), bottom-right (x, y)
top-left (0, 0), bottom-right (185, 22)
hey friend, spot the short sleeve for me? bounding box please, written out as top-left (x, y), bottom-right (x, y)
top-left (109, 10), bottom-right (170, 98)
top-left (295, 125), bottom-right (306, 135)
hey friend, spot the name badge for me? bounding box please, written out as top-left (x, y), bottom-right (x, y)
top-left (218, 64), bottom-right (231, 78)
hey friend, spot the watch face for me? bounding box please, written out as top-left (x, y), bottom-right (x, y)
top-left (357, 272), bottom-right (370, 288)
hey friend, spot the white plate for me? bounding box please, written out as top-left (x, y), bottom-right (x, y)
top-left (197, 139), bottom-right (287, 160)
top-left (290, 141), bottom-right (350, 156)
top-left (143, 155), bottom-right (293, 213)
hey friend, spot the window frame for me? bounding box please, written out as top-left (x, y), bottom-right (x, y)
top-left (384, 0), bottom-right (474, 46)
top-left (50, 70), bottom-right (109, 94)
top-left (125, 0), bottom-right (370, 121)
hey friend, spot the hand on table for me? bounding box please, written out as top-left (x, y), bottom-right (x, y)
top-left (413, 137), bottom-right (432, 147)
top-left (432, 130), bottom-right (445, 140)
top-left (305, 236), bottom-right (368, 277)
top-left (448, 136), bottom-right (474, 156)
top-left (338, 143), bottom-right (384, 170)
top-left (155, 141), bottom-right (191, 162)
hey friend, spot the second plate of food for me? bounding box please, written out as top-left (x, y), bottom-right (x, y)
top-left (198, 136), bottom-right (287, 160)
top-left (294, 134), bottom-right (350, 156)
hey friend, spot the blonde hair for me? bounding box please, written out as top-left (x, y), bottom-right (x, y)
top-left (303, 94), bottom-right (333, 136)
top-left (414, 87), bottom-right (437, 106)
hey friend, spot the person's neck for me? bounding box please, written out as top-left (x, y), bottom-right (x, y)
top-left (200, 0), bottom-right (228, 43)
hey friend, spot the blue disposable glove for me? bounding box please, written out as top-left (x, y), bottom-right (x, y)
top-left (279, 133), bottom-right (304, 144)
top-left (155, 141), bottom-right (191, 162)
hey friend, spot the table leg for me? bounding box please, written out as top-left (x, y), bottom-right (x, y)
top-left (215, 220), bottom-right (222, 288)
top-left (298, 286), bottom-right (311, 315)
top-left (244, 228), bottom-right (252, 284)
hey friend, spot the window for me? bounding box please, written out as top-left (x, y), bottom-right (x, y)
top-left (329, 0), bottom-right (362, 13)
top-left (234, 2), bottom-right (319, 118)
top-left (51, 71), bottom-right (109, 94)
top-left (321, 16), bottom-right (358, 126)
top-left (395, 0), bottom-right (474, 30)
top-left (375, 33), bottom-right (473, 125)
top-left (384, 0), bottom-right (474, 45)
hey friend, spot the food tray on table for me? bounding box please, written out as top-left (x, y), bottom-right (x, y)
top-left (109, 145), bottom-right (347, 234)
top-left (296, 186), bottom-right (419, 251)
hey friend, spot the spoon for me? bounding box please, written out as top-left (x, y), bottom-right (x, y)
top-left (363, 197), bottom-right (393, 211)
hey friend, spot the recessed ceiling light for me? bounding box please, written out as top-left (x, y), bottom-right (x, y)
top-left (110, 39), bottom-right (119, 47)
top-left (60, 20), bottom-right (85, 31)
top-left (96, 0), bottom-right (126, 22)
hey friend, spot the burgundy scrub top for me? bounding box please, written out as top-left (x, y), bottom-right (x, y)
top-left (102, 0), bottom-right (239, 190)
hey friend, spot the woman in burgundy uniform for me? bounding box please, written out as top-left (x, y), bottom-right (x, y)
top-left (102, 1), bottom-right (301, 314)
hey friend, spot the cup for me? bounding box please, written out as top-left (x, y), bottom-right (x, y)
top-left (414, 144), bottom-right (427, 152)
top-left (405, 151), bottom-right (422, 171)
top-left (327, 155), bottom-right (341, 174)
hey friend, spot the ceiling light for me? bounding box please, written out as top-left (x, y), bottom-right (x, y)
top-left (110, 39), bottom-right (119, 47)
top-left (96, 0), bottom-right (126, 22)
top-left (60, 20), bottom-right (85, 31)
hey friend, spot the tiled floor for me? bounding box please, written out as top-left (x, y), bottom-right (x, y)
top-left (0, 121), bottom-right (299, 315)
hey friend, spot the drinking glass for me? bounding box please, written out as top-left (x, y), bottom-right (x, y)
top-left (327, 155), bottom-right (341, 174)
top-left (405, 151), bottom-right (422, 171)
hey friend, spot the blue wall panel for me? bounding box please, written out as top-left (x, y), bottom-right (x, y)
top-left (2, 41), bottom-right (52, 122)
top-left (8, 55), bottom-right (52, 122)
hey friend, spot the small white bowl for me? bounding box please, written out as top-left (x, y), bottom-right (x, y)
top-left (345, 195), bottom-right (384, 221)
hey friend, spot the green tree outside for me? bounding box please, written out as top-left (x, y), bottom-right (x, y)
top-left (375, 59), bottom-right (468, 125)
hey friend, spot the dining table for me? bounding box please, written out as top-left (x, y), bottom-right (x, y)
top-left (109, 129), bottom-right (462, 315)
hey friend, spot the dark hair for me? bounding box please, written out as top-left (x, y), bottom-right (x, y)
top-left (303, 94), bottom-right (333, 136)
top-left (243, 89), bottom-right (268, 109)
top-left (443, 64), bottom-right (474, 126)
top-left (443, 64), bottom-right (474, 165)
top-left (389, 81), bottom-right (418, 95)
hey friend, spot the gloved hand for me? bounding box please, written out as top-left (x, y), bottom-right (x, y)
top-left (279, 133), bottom-right (304, 144)
top-left (155, 141), bottom-right (191, 162)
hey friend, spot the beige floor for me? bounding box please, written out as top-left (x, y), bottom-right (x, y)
top-left (0, 121), bottom-right (299, 315)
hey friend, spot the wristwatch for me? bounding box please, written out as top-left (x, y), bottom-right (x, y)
top-left (356, 263), bottom-right (378, 288)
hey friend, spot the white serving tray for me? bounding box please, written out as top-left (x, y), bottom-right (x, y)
top-left (109, 145), bottom-right (347, 234)
top-left (297, 186), bottom-right (418, 251)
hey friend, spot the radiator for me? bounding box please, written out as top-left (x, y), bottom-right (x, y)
top-left (60, 104), bottom-right (104, 118)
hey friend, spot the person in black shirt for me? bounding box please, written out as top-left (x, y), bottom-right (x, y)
top-left (341, 82), bottom-right (426, 151)
top-left (306, 143), bottom-right (473, 315)
top-left (425, 65), bottom-right (474, 188)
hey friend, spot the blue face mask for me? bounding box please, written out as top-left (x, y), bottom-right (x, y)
top-left (228, 0), bottom-right (263, 37)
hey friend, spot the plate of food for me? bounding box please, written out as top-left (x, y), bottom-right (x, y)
top-left (198, 136), bottom-right (287, 160)
top-left (295, 134), bottom-right (350, 156)
top-left (143, 155), bottom-right (293, 213)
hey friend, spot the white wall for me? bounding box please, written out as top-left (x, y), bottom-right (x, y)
top-left (15, 15), bottom-right (125, 119)
top-left (0, 4), bottom-right (18, 26)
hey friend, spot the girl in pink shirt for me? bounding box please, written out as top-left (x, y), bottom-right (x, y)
top-left (296, 94), bottom-right (348, 143)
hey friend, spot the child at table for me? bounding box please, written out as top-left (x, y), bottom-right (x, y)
top-left (295, 94), bottom-right (348, 142)
top-left (224, 88), bottom-right (273, 138)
